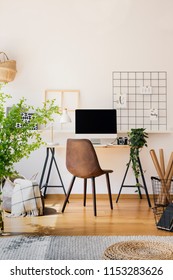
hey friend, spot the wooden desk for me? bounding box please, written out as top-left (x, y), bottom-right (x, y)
top-left (39, 144), bottom-right (151, 207)
top-left (39, 144), bottom-right (128, 196)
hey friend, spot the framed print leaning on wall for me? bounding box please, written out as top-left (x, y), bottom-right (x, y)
top-left (45, 89), bottom-right (80, 132)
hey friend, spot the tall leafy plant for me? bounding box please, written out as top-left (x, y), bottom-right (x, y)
top-left (0, 83), bottom-right (60, 180)
top-left (128, 128), bottom-right (148, 178)
top-left (0, 83), bottom-right (60, 233)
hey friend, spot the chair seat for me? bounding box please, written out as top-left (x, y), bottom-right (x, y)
top-left (78, 169), bottom-right (113, 179)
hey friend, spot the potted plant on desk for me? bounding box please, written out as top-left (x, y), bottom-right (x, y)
top-left (0, 83), bottom-right (60, 233)
top-left (128, 128), bottom-right (148, 178)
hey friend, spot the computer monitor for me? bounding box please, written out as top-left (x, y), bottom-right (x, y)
top-left (75, 109), bottom-right (117, 144)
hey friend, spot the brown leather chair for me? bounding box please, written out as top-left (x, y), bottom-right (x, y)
top-left (61, 139), bottom-right (113, 216)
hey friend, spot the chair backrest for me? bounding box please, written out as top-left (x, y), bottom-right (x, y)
top-left (66, 139), bottom-right (104, 178)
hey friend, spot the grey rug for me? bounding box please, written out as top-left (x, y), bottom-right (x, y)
top-left (0, 235), bottom-right (173, 260)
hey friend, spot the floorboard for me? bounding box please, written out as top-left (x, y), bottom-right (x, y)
top-left (4, 195), bottom-right (173, 236)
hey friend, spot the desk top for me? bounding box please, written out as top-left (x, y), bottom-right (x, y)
top-left (46, 144), bottom-right (130, 149)
top-left (94, 144), bottom-right (129, 149)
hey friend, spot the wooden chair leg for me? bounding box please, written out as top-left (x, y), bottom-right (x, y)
top-left (61, 176), bottom-right (76, 213)
top-left (105, 173), bottom-right (113, 210)
top-left (91, 177), bottom-right (97, 216)
top-left (83, 178), bottom-right (87, 206)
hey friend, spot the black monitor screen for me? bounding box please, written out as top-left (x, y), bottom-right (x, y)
top-left (75, 109), bottom-right (117, 134)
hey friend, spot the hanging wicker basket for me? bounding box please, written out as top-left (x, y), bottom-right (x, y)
top-left (0, 52), bottom-right (17, 82)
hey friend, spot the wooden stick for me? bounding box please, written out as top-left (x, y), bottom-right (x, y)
top-left (150, 149), bottom-right (170, 205)
top-left (166, 163), bottom-right (173, 182)
top-left (150, 149), bottom-right (164, 180)
top-left (160, 152), bottom-right (173, 204)
top-left (150, 150), bottom-right (173, 181)
top-left (162, 154), bottom-right (173, 204)
top-left (162, 152), bottom-right (173, 204)
top-left (164, 152), bottom-right (173, 181)
top-left (164, 163), bottom-right (173, 204)
top-left (159, 149), bottom-right (165, 176)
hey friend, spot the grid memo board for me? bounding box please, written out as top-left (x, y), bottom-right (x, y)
top-left (112, 71), bottom-right (167, 132)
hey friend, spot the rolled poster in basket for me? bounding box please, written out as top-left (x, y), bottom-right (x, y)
top-left (150, 149), bottom-right (173, 205)
top-left (0, 52), bottom-right (17, 82)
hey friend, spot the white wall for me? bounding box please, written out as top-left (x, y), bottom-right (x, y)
top-left (1, 0), bottom-right (173, 195)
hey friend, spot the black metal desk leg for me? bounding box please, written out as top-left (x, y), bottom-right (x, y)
top-left (116, 159), bottom-right (131, 203)
top-left (50, 148), bottom-right (67, 196)
top-left (40, 146), bottom-right (67, 198)
top-left (137, 157), bottom-right (151, 207)
top-left (135, 176), bottom-right (142, 199)
top-left (43, 148), bottom-right (54, 196)
top-left (116, 156), bottom-right (151, 208)
top-left (39, 148), bottom-right (49, 189)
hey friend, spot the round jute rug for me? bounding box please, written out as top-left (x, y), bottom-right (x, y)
top-left (103, 240), bottom-right (173, 260)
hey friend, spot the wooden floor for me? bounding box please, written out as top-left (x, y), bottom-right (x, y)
top-left (4, 194), bottom-right (173, 236)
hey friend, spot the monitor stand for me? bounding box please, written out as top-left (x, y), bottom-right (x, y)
top-left (90, 138), bottom-right (101, 145)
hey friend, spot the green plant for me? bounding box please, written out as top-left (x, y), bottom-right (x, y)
top-left (0, 83), bottom-right (60, 180)
top-left (128, 128), bottom-right (148, 178)
top-left (0, 82), bottom-right (60, 234)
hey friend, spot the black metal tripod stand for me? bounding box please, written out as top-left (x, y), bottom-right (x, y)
top-left (116, 156), bottom-right (151, 207)
top-left (39, 147), bottom-right (67, 197)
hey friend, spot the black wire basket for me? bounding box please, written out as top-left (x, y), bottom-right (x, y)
top-left (152, 205), bottom-right (166, 226)
top-left (151, 176), bottom-right (173, 230)
top-left (151, 176), bottom-right (173, 207)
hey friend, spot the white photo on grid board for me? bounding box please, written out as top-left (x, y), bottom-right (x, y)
top-left (114, 93), bottom-right (127, 108)
top-left (140, 86), bottom-right (152, 94)
top-left (150, 108), bottom-right (158, 121)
